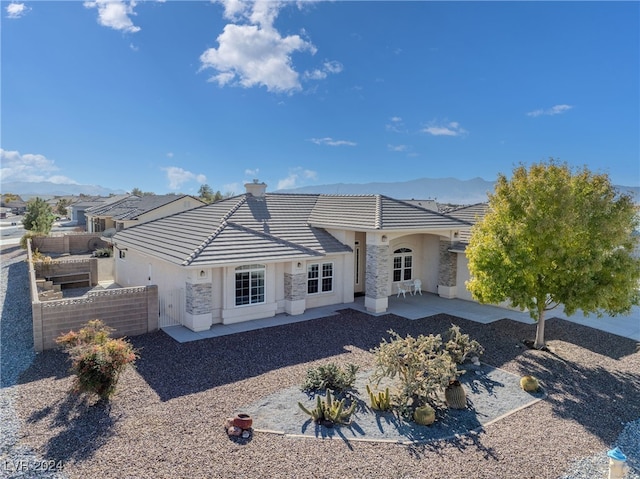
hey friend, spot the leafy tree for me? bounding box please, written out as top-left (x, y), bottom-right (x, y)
top-left (130, 187), bottom-right (155, 196)
top-left (22, 197), bottom-right (55, 234)
top-left (55, 198), bottom-right (70, 216)
top-left (198, 184), bottom-right (215, 203)
top-left (466, 160), bottom-right (640, 349)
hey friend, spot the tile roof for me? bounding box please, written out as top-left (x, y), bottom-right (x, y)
top-left (86, 194), bottom-right (199, 220)
top-left (114, 193), bottom-right (472, 267)
top-left (446, 203), bottom-right (489, 244)
top-left (308, 194), bottom-right (471, 231)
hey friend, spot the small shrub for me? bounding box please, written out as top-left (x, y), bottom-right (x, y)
top-left (56, 319), bottom-right (138, 400)
top-left (94, 247), bottom-right (113, 258)
top-left (301, 362), bottom-right (359, 393)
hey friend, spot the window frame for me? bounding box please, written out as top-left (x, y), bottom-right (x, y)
top-left (235, 264), bottom-right (266, 306)
top-left (307, 261), bottom-right (334, 295)
top-left (392, 248), bottom-right (413, 283)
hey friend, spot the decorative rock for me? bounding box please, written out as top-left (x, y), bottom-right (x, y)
top-left (224, 417), bottom-right (235, 429)
top-left (241, 430), bottom-right (251, 439)
top-left (227, 426), bottom-right (242, 437)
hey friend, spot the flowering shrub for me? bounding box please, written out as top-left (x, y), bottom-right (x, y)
top-left (56, 320), bottom-right (138, 400)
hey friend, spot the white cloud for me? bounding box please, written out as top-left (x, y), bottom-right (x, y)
top-left (526, 104), bottom-right (573, 117)
top-left (6, 2), bottom-right (29, 19)
top-left (201, 1), bottom-right (340, 94)
top-left (244, 168), bottom-right (260, 177)
top-left (309, 137), bottom-right (357, 147)
top-left (388, 144), bottom-right (407, 152)
top-left (423, 120), bottom-right (468, 137)
top-left (84, 0), bottom-right (141, 33)
top-left (386, 116), bottom-right (405, 133)
top-left (276, 168), bottom-right (318, 190)
top-left (162, 166), bottom-right (206, 190)
top-left (304, 60), bottom-right (344, 80)
top-left (0, 149), bottom-right (78, 184)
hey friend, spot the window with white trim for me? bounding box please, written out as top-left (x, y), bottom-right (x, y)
top-left (393, 248), bottom-right (413, 282)
top-left (307, 262), bottom-right (333, 294)
top-left (235, 264), bottom-right (265, 306)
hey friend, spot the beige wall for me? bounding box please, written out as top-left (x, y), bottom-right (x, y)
top-left (31, 233), bottom-right (108, 254)
top-left (32, 285), bottom-right (158, 352)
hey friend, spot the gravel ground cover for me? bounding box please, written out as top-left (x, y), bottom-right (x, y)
top-left (242, 364), bottom-right (545, 443)
top-left (2, 245), bottom-right (640, 479)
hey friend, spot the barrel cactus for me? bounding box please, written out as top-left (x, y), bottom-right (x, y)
top-left (445, 379), bottom-right (467, 409)
top-left (520, 375), bottom-right (540, 392)
top-left (413, 404), bottom-right (436, 425)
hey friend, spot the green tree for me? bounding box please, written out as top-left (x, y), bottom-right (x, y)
top-left (466, 160), bottom-right (640, 349)
top-left (198, 184), bottom-right (216, 203)
top-left (55, 198), bottom-right (70, 216)
top-left (22, 197), bottom-right (55, 234)
top-left (130, 187), bottom-right (155, 196)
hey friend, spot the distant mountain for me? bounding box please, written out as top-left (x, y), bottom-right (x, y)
top-left (277, 177), bottom-right (640, 205)
top-left (1, 181), bottom-right (126, 198)
top-left (277, 177), bottom-right (495, 205)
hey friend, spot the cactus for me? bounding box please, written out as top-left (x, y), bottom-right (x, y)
top-left (298, 389), bottom-right (356, 426)
top-left (413, 404), bottom-right (436, 425)
top-left (366, 384), bottom-right (391, 411)
top-left (444, 379), bottom-right (467, 409)
top-left (520, 375), bottom-right (540, 392)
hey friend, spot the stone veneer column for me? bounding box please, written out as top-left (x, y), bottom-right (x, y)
top-left (438, 239), bottom-right (458, 298)
top-left (365, 243), bottom-right (389, 313)
top-left (184, 282), bottom-right (212, 331)
top-left (284, 272), bottom-right (307, 315)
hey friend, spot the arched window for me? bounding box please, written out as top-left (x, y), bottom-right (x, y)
top-left (393, 248), bottom-right (413, 282)
top-left (235, 264), bottom-right (265, 306)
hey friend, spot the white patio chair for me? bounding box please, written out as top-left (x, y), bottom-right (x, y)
top-left (412, 279), bottom-right (422, 295)
top-left (396, 283), bottom-right (408, 298)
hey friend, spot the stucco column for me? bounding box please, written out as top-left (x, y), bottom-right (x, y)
top-left (438, 239), bottom-right (458, 298)
top-left (365, 233), bottom-right (389, 313)
top-left (284, 261), bottom-right (307, 315)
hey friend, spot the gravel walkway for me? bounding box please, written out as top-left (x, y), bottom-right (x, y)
top-left (2, 245), bottom-right (640, 479)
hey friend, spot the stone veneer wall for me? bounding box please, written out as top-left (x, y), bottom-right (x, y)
top-left (186, 282), bottom-right (212, 315)
top-left (365, 244), bottom-right (389, 299)
top-left (438, 239), bottom-right (458, 287)
top-left (284, 272), bottom-right (307, 301)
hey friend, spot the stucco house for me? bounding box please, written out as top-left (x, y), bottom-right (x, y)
top-left (85, 194), bottom-right (205, 234)
top-left (112, 181), bottom-right (474, 332)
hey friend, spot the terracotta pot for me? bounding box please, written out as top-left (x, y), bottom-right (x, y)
top-left (233, 413), bottom-right (253, 430)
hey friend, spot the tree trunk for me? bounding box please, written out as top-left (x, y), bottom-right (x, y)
top-left (534, 307), bottom-right (546, 349)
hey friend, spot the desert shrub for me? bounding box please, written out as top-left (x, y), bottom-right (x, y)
top-left (445, 324), bottom-right (484, 365)
top-left (56, 319), bottom-right (138, 401)
top-left (301, 362), bottom-right (359, 394)
top-left (370, 330), bottom-right (459, 419)
top-left (94, 247), bottom-right (113, 258)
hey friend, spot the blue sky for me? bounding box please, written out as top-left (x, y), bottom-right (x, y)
top-left (2, 1), bottom-right (639, 196)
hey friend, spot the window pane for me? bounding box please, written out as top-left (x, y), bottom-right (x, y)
top-left (404, 269), bottom-right (412, 281)
top-left (393, 270), bottom-right (401, 282)
top-left (322, 277), bottom-right (332, 292)
top-left (308, 280), bottom-right (319, 294)
top-left (393, 257), bottom-right (402, 268)
top-left (404, 256), bottom-right (412, 268)
top-left (322, 263), bottom-right (333, 277)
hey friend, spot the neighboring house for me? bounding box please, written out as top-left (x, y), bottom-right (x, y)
top-left (403, 199), bottom-right (439, 211)
top-left (84, 194), bottom-right (206, 234)
top-left (113, 181), bottom-right (473, 332)
top-left (69, 195), bottom-right (130, 227)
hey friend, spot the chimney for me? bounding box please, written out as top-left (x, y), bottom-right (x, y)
top-left (245, 179), bottom-right (267, 197)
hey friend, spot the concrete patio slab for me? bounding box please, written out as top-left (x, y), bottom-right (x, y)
top-left (161, 293), bottom-right (639, 343)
